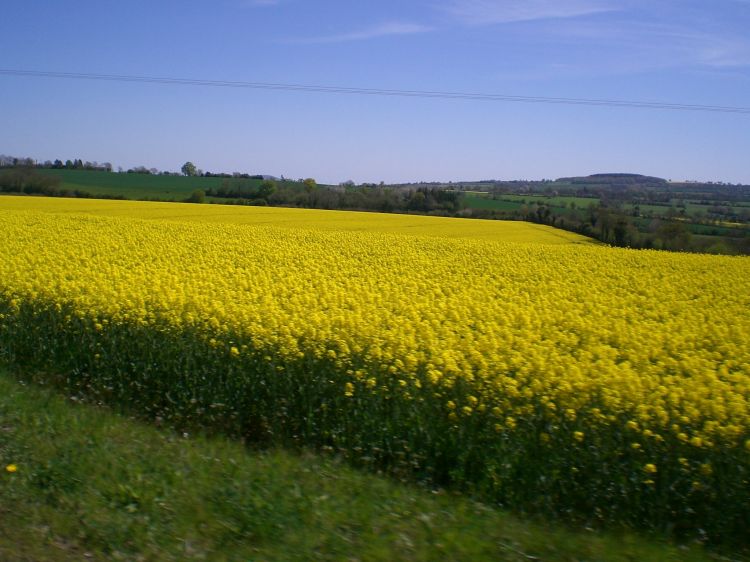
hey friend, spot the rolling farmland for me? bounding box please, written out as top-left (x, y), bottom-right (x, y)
top-left (1, 196), bottom-right (748, 544)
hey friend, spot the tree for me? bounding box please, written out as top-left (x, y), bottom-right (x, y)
top-left (657, 221), bottom-right (692, 251)
top-left (181, 161), bottom-right (197, 177)
top-left (303, 178), bottom-right (317, 193)
top-left (258, 180), bottom-right (276, 200)
top-left (186, 189), bottom-right (206, 203)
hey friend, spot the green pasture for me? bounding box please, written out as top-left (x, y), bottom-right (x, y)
top-left (462, 193), bottom-right (597, 214)
top-left (462, 194), bottom-right (525, 211)
top-left (0, 370), bottom-right (725, 562)
top-left (498, 194), bottom-right (600, 208)
top-left (34, 169), bottom-right (267, 201)
top-left (687, 222), bottom-right (744, 236)
top-left (622, 203), bottom-right (673, 216)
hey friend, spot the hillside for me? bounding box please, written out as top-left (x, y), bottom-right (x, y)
top-left (2, 165), bottom-right (749, 254)
top-left (30, 168), bottom-right (289, 201)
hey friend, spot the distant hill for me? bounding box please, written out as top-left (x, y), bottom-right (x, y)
top-left (556, 173), bottom-right (668, 187)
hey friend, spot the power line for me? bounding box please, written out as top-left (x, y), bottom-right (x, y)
top-left (2, 68), bottom-right (749, 115)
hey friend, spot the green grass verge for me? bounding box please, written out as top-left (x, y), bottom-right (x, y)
top-left (0, 371), bottom-right (729, 561)
top-left (2, 298), bottom-right (747, 547)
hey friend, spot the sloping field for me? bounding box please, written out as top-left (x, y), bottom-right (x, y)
top-left (0, 196), bottom-right (747, 543)
top-left (34, 169), bottom-right (229, 200)
top-left (0, 195), bottom-right (593, 243)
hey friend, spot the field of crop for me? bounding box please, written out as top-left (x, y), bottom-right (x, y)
top-left (462, 194), bottom-right (526, 212)
top-left (1, 196), bottom-right (748, 544)
top-left (497, 193), bottom-right (601, 209)
top-left (32, 169), bottom-right (305, 201)
top-left (34, 169), bottom-right (229, 200)
top-left (0, 196), bottom-right (593, 243)
top-left (463, 193), bottom-right (599, 216)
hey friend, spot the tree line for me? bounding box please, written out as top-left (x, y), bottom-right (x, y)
top-left (0, 168), bottom-right (123, 199)
top-left (206, 178), bottom-right (463, 215)
top-left (467, 202), bottom-right (749, 255)
top-left (0, 155), bottom-right (113, 172)
top-left (2, 156), bottom-right (746, 254)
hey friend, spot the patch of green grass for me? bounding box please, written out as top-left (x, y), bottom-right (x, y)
top-left (499, 194), bottom-right (600, 208)
top-left (687, 223), bottom-right (738, 236)
top-left (462, 194), bottom-right (595, 219)
top-left (0, 371), bottom-right (728, 561)
top-left (622, 203), bottom-right (673, 216)
top-left (681, 202), bottom-right (714, 216)
top-left (34, 169), bottom-right (305, 202)
top-left (463, 194), bottom-right (525, 211)
top-left (35, 169), bottom-right (227, 200)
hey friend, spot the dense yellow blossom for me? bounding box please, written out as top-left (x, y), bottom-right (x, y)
top-left (2, 195), bottom-right (749, 540)
top-left (0, 196), bottom-right (748, 450)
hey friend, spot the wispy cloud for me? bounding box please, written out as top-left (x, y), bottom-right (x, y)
top-left (441, 0), bottom-right (614, 25)
top-left (290, 22), bottom-right (433, 44)
top-left (568, 19), bottom-right (750, 69)
top-left (690, 34), bottom-right (750, 68)
top-left (498, 18), bottom-right (750, 80)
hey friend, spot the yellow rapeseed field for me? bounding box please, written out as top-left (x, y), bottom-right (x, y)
top-left (0, 195), bottom-right (593, 243)
top-left (1, 195), bottom-right (748, 539)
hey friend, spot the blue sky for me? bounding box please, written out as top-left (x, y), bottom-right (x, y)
top-left (1, 0), bottom-right (749, 184)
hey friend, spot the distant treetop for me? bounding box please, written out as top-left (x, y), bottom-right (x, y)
top-left (181, 162), bottom-right (197, 177)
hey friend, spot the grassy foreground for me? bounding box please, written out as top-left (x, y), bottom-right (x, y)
top-left (0, 372), bottom-right (726, 562)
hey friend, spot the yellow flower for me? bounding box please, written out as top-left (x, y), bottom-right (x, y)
top-left (643, 463), bottom-right (657, 474)
top-left (2, 194), bottom-right (750, 509)
top-left (5, 464), bottom-right (17, 473)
